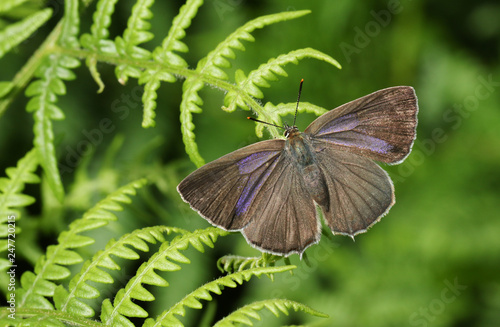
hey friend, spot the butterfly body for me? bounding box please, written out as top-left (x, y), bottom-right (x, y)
top-left (285, 130), bottom-right (330, 208)
top-left (178, 86), bottom-right (418, 256)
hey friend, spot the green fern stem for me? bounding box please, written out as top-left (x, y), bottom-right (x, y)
top-left (0, 307), bottom-right (103, 327)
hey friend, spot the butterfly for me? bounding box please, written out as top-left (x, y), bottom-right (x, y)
top-left (177, 82), bottom-right (418, 256)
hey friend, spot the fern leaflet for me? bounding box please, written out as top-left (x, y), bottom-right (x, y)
top-left (16, 179), bottom-right (147, 310)
top-left (145, 265), bottom-right (297, 327)
top-left (213, 298), bottom-right (328, 327)
top-left (101, 227), bottom-right (229, 325)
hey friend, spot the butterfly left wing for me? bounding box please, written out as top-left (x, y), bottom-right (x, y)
top-left (178, 140), bottom-right (321, 256)
top-left (177, 140), bottom-right (285, 230)
top-left (305, 86), bottom-right (418, 164)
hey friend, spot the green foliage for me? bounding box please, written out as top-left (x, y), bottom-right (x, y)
top-left (217, 253), bottom-right (283, 274)
top-left (0, 0), bottom-right (335, 325)
top-left (145, 266), bottom-right (300, 327)
top-left (4, 0), bottom-right (497, 326)
top-left (0, 8), bottom-right (52, 59)
top-left (213, 299), bottom-right (328, 327)
top-left (0, 149), bottom-right (39, 293)
top-left (15, 179), bottom-right (148, 311)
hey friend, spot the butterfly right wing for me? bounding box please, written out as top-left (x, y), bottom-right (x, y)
top-left (177, 140), bottom-right (285, 230)
top-left (314, 143), bottom-right (395, 236)
top-left (305, 86), bottom-right (418, 164)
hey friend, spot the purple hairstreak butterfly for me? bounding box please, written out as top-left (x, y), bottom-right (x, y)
top-left (178, 80), bottom-right (418, 256)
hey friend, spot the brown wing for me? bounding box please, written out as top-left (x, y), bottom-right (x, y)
top-left (305, 86), bottom-right (418, 164)
top-left (314, 144), bottom-right (394, 236)
top-left (241, 154), bottom-right (321, 256)
top-left (177, 140), bottom-right (284, 230)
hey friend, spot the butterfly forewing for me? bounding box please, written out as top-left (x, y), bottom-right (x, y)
top-left (177, 140), bottom-right (284, 230)
top-left (305, 86), bottom-right (418, 164)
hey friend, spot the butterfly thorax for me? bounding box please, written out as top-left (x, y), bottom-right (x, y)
top-left (285, 129), bottom-right (329, 208)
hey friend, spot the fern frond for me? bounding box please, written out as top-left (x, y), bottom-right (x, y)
top-left (0, 82), bottom-right (13, 98)
top-left (140, 0), bottom-right (203, 128)
top-left (0, 0), bottom-right (30, 13)
top-left (158, 0), bottom-right (202, 68)
top-left (26, 53), bottom-right (80, 202)
top-left (17, 179), bottom-right (147, 310)
top-left (80, 0), bottom-right (120, 92)
top-left (224, 48), bottom-right (341, 136)
top-left (217, 254), bottom-right (283, 273)
top-left (145, 265), bottom-right (296, 327)
top-left (53, 226), bottom-right (186, 318)
top-left (0, 148), bottom-right (39, 293)
top-left (0, 148), bottom-right (39, 218)
top-left (253, 101), bottom-right (329, 138)
top-left (0, 8), bottom-right (52, 59)
top-left (199, 10), bottom-right (312, 83)
top-left (101, 227), bottom-right (229, 325)
top-left (180, 10), bottom-right (312, 167)
top-left (213, 299), bottom-right (328, 327)
top-left (59, 0), bottom-right (79, 48)
top-left (115, 0), bottom-right (155, 84)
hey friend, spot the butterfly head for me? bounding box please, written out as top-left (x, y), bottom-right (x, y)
top-left (284, 124), bottom-right (300, 138)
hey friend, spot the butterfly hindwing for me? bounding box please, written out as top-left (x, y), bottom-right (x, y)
top-left (314, 143), bottom-right (394, 236)
top-left (305, 86), bottom-right (418, 164)
top-left (241, 154), bottom-right (321, 255)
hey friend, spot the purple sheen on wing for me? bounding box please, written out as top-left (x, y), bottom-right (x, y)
top-left (237, 151), bottom-right (278, 174)
top-left (321, 130), bottom-right (392, 154)
top-left (235, 157), bottom-right (279, 216)
top-left (317, 113), bottom-right (359, 135)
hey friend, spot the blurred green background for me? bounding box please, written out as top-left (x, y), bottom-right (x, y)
top-left (2, 0), bottom-right (500, 326)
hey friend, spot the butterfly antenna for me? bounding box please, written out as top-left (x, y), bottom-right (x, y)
top-left (293, 79), bottom-right (304, 127)
top-left (247, 117), bottom-right (286, 130)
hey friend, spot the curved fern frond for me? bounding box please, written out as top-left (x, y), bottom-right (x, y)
top-left (0, 148), bottom-right (39, 292)
top-left (59, 0), bottom-right (79, 48)
top-left (158, 0), bottom-right (202, 68)
top-left (180, 10), bottom-right (312, 167)
top-left (140, 0), bottom-right (203, 128)
top-left (80, 0), bottom-right (120, 92)
top-left (0, 0), bottom-right (30, 13)
top-left (213, 298), bottom-right (328, 327)
top-left (217, 253), bottom-right (283, 273)
top-left (115, 0), bottom-right (155, 84)
top-left (53, 226), bottom-right (187, 318)
top-left (145, 265), bottom-right (296, 327)
top-left (0, 8), bottom-right (52, 59)
top-left (224, 48), bottom-right (341, 137)
top-left (17, 179), bottom-right (147, 310)
top-left (101, 227), bottom-right (229, 325)
top-left (0, 148), bottom-right (39, 217)
top-left (26, 53), bottom-right (80, 202)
